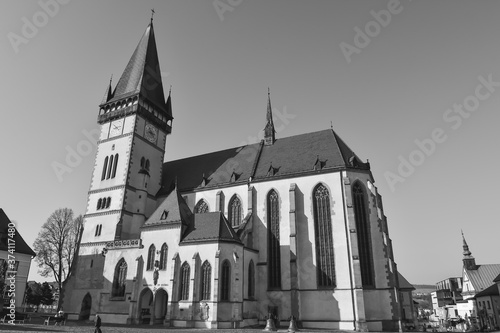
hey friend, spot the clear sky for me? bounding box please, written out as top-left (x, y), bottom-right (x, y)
top-left (1, 0), bottom-right (499, 285)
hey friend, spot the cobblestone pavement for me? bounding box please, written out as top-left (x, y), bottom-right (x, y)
top-left (0, 320), bottom-right (342, 333)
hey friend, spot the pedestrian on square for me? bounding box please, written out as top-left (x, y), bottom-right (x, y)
top-left (94, 314), bottom-right (102, 333)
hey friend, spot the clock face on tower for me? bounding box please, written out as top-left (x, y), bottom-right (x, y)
top-left (145, 123), bottom-right (158, 143)
top-left (110, 120), bottom-right (123, 137)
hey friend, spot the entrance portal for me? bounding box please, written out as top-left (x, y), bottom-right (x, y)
top-left (79, 293), bottom-right (91, 320)
top-left (138, 288), bottom-right (153, 324)
top-left (154, 289), bottom-right (168, 324)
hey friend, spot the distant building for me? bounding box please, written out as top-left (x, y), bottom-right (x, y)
top-left (460, 232), bottom-right (500, 324)
top-left (473, 284), bottom-right (499, 330)
top-left (398, 272), bottom-right (417, 327)
top-left (0, 209), bottom-right (36, 310)
top-left (432, 233), bottom-right (500, 329)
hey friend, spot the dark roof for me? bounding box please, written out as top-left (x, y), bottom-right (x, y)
top-left (160, 129), bottom-right (369, 194)
top-left (398, 272), bottom-right (415, 290)
top-left (0, 209), bottom-right (36, 256)
top-left (107, 23), bottom-right (167, 111)
top-left (466, 264), bottom-right (500, 292)
top-left (144, 186), bottom-right (192, 227)
top-left (181, 212), bottom-right (242, 245)
top-left (474, 283), bottom-right (499, 298)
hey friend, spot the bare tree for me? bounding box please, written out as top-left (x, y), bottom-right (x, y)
top-left (33, 208), bottom-right (83, 309)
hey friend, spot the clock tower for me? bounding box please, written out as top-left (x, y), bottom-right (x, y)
top-left (80, 20), bottom-right (172, 249)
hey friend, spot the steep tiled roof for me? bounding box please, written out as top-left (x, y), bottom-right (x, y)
top-left (474, 283), bottom-right (499, 298)
top-left (144, 186), bottom-right (192, 227)
top-left (397, 271), bottom-right (415, 290)
top-left (181, 212), bottom-right (242, 245)
top-left (0, 209), bottom-right (36, 256)
top-left (160, 129), bottom-right (369, 194)
top-left (466, 264), bottom-right (500, 292)
top-left (108, 23), bottom-right (167, 111)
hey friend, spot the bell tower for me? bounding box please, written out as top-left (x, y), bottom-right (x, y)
top-left (80, 20), bottom-right (173, 247)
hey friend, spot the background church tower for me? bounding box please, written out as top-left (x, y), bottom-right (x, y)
top-left (80, 20), bottom-right (172, 247)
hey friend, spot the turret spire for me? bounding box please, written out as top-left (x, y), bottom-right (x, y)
top-left (100, 75), bottom-right (115, 105)
top-left (264, 88), bottom-right (276, 146)
top-left (461, 230), bottom-right (476, 270)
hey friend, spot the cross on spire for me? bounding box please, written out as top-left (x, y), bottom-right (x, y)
top-left (151, 8), bottom-right (155, 23)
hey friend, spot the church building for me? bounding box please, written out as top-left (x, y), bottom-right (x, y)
top-left (63, 19), bottom-right (409, 331)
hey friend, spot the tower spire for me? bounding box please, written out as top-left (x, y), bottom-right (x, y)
top-left (461, 230), bottom-right (476, 270)
top-left (107, 20), bottom-right (167, 111)
top-left (264, 88), bottom-right (276, 146)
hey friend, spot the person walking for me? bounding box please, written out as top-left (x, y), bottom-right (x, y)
top-left (94, 314), bottom-right (102, 333)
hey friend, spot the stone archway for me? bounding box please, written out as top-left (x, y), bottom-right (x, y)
top-left (78, 293), bottom-right (91, 320)
top-left (138, 288), bottom-right (153, 324)
top-left (153, 289), bottom-right (168, 324)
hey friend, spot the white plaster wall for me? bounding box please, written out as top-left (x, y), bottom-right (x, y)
top-left (0, 251), bottom-right (32, 309)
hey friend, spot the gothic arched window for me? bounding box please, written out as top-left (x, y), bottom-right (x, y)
top-left (194, 200), bottom-right (209, 214)
top-left (179, 262), bottom-right (190, 300)
top-left (106, 197), bottom-right (111, 208)
top-left (267, 190), bottom-right (281, 289)
top-left (97, 198), bottom-right (102, 210)
top-left (147, 244), bottom-right (155, 271)
top-left (101, 156), bottom-right (108, 180)
top-left (159, 243), bottom-right (168, 270)
top-left (201, 261), bottom-right (211, 300)
top-left (107, 155), bottom-right (114, 179)
top-left (220, 260), bottom-right (231, 301)
top-left (228, 195), bottom-right (242, 227)
top-left (313, 183), bottom-right (335, 288)
top-left (248, 260), bottom-right (255, 298)
top-left (112, 154), bottom-right (119, 178)
top-left (112, 258), bottom-right (127, 297)
top-left (352, 182), bottom-right (374, 288)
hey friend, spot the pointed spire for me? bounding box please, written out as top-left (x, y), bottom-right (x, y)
top-left (461, 230), bottom-right (471, 256)
top-left (165, 86), bottom-right (173, 120)
top-left (108, 21), bottom-right (167, 111)
top-left (264, 88), bottom-right (276, 146)
top-left (100, 75), bottom-right (115, 105)
top-left (461, 231), bottom-right (476, 270)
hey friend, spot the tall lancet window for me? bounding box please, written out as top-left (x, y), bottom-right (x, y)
top-left (159, 243), bottom-right (168, 270)
top-left (147, 244), bottom-right (155, 271)
top-left (267, 190), bottom-right (281, 289)
top-left (352, 182), bottom-right (374, 288)
top-left (228, 195), bottom-right (242, 227)
top-left (200, 260), bottom-right (211, 301)
top-left (179, 262), bottom-right (190, 300)
top-left (248, 260), bottom-right (255, 298)
top-left (313, 183), bottom-right (335, 288)
top-left (220, 260), bottom-right (231, 301)
top-left (101, 157), bottom-right (108, 180)
top-left (112, 258), bottom-right (127, 297)
top-left (194, 200), bottom-right (209, 214)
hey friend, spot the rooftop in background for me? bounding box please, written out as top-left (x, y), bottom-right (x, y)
top-left (0, 208), bottom-right (36, 257)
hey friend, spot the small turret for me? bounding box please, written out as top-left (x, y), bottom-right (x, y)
top-left (462, 231), bottom-right (476, 270)
top-left (264, 88), bottom-right (276, 146)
